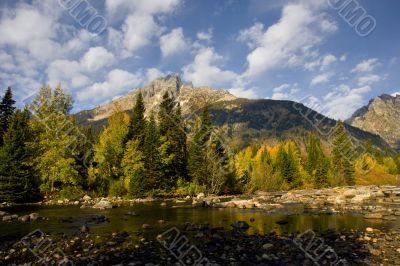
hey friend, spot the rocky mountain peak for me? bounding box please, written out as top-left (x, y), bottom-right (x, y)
top-left (80, 75), bottom-right (237, 122)
top-left (347, 93), bottom-right (400, 151)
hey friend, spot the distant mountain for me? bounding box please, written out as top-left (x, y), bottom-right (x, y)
top-left (75, 75), bottom-right (391, 152)
top-left (347, 94), bottom-right (400, 151)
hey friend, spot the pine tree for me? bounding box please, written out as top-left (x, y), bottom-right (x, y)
top-left (332, 121), bottom-right (355, 185)
top-left (0, 87), bottom-right (16, 145)
top-left (121, 139), bottom-right (146, 196)
top-left (142, 113), bottom-right (161, 189)
top-left (0, 109), bottom-right (34, 202)
top-left (158, 92), bottom-right (187, 188)
top-left (188, 107), bottom-right (212, 186)
top-left (127, 92), bottom-right (146, 144)
top-left (306, 134), bottom-right (329, 188)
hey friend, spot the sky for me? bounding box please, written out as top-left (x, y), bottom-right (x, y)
top-left (0, 0), bottom-right (399, 119)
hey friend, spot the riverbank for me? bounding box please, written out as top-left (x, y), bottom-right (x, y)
top-left (0, 223), bottom-right (399, 265)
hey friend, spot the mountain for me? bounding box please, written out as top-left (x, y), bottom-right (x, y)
top-left (75, 75), bottom-right (391, 152)
top-left (347, 94), bottom-right (400, 151)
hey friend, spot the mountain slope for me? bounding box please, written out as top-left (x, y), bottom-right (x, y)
top-left (347, 94), bottom-right (400, 151)
top-left (75, 75), bottom-right (391, 152)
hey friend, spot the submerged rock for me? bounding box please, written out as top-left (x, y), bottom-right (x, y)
top-left (231, 221), bottom-right (250, 230)
top-left (93, 199), bottom-right (114, 209)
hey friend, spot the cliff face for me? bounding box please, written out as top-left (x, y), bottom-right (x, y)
top-left (347, 94), bottom-right (400, 151)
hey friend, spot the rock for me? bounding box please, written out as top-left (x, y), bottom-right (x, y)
top-left (73, 201), bottom-right (79, 205)
top-left (231, 221), bottom-right (250, 230)
top-left (142, 224), bottom-right (152, 230)
top-left (0, 211), bottom-right (7, 216)
top-left (18, 215), bottom-right (30, 222)
top-left (364, 236), bottom-right (371, 241)
top-left (93, 199), bottom-right (114, 209)
top-left (160, 202), bottom-right (167, 207)
top-left (82, 195), bottom-right (91, 201)
top-left (2, 215), bottom-right (12, 222)
top-left (245, 203), bottom-right (255, 209)
top-left (262, 243), bottom-right (274, 250)
top-left (213, 203), bottom-right (226, 208)
top-left (126, 211), bottom-right (137, 216)
top-left (192, 199), bottom-right (205, 207)
top-left (197, 193), bottom-right (205, 199)
top-left (364, 213), bottom-right (383, 219)
top-left (29, 213), bottom-right (40, 221)
top-left (365, 227), bottom-right (374, 233)
top-left (80, 225), bottom-right (90, 233)
top-left (225, 202), bottom-right (236, 208)
top-left (57, 200), bottom-right (64, 204)
top-left (396, 248), bottom-right (400, 253)
top-left (158, 220), bottom-right (165, 224)
top-left (185, 195), bottom-right (191, 199)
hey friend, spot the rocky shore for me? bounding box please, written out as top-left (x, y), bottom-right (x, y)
top-left (0, 222), bottom-right (400, 265)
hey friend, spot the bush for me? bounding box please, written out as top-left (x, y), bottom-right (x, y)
top-left (108, 180), bottom-right (126, 197)
top-left (59, 186), bottom-right (84, 200)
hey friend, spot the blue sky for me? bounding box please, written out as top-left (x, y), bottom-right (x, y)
top-left (0, 0), bottom-right (399, 119)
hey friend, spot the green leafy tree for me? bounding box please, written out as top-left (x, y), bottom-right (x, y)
top-left (0, 109), bottom-right (35, 202)
top-left (94, 110), bottom-right (129, 194)
top-left (28, 86), bottom-right (79, 193)
top-left (0, 87), bottom-right (16, 145)
top-left (332, 121), bottom-right (355, 185)
top-left (127, 92), bottom-right (146, 144)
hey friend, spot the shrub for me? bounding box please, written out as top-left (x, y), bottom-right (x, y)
top-left (59, 186), bottom-right (84, 200)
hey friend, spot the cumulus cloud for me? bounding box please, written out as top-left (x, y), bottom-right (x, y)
top-left (160, 27), bottom-right (188, 58)
top-left (392, 92), bottom-right (400, 97)
top-left (146, 68), bottom-right (166, 82)
top-left (357, 74), bottom-right (382, 86)
top-left (310, 72), bottom-right (333, 86)
top-left (80, 47), bottom-right (115, 72)
top-left (197, 28), bottom-right (213, 43)
top-left (323, 85), bottom-right (371, 119)
top-left (237, 22), bottom-right (264, 49)
top-left (270, 83), bottom-right (300, 100)
top-left (228, 87), bottom-right (258, 99)
top-left (105, 0), bottom-right (182, 58)
top-left (243, 4), bottom-right (325, 77)
top-left (77, 69), bottom-right (143, 102)
top-left (351, 58), bottom-right (379, 73)
top-left (182, 47), bottom-right (238, 87)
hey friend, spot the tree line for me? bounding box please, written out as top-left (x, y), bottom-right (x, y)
top-left (0, 86), bottom-right (399, 202)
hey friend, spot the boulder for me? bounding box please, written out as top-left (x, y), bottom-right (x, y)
top-left (93, 199), bottom-right (114, 209)
top-left (212, 203), bottom-right (226, 208)
top-left (29, 213), bottom-right (40, 221)
top-left (80, 225), bottom-right (90, 233)
top-left (82, 195), bottom-right (91, 201)
top-left (2, 215), bottom-right (13, 222)
top-left (231, 221), bottom-right (250, 230)
top-left (142, 224), bottom-right (152, 230)
top-left (18, 215), bottom-right (30, 222)
top-left (0, 211), bottom-right (7, 217)
top-left (225, 202), bottom-right (236, 208)
top-left (197, 193), bottom-right (205, 199)
top-left (192, 199), bottom-right (205, 207)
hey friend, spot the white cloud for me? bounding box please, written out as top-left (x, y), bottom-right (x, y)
top-left (182, 47), bottom-right (238, 87)
top-left (146, 68), bottom-right (166, 82)
top-left (323, 84), bottom-right (371, 119)
top-left (160, 27), bottom-right (188, 58)
top-left (228, 87), bottom-right (258, 99)
top-left (351, 58), bottom-right (379, 73)
top-left (310, 72), bottom-right (333, 86)
top-left (197, 28), bottom-right (213, 43)
top-left (77, 69), bottom-right (143, 102)
top-left (47, 60), bottom-right (90, 89)
top-left (244, 4), bottom-right (325, 77)
top-left (320, 19), bottom-right (338, 33)
top-left (81, 47), bottom-right (115, 72)
top-left (357, 74), bottom-right (382, 86)
top-left (105, 0), bottom-right (182, 58)
top-left (237, 22), bottom-right (264, 49)
top-left (271, 83), bottom-right (300, 100)
top-left (339, 54), bottom-right (347, 62)
top-left (320, 54), bottom-right (337, 70)
top-left (392, 92), bottom-right (400, 97)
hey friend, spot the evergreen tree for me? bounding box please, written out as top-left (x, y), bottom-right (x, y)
top-left (142, 113), bottom-right (161, 189)
top-left (306, 134), bottom-right (329, 187)
top-left (121, 139), bottom-right (146, 196)
top-left (332, 121), bottom-right (355, 185)
top-left (0, 109), bottom-right (34, 202)
top-left (0, 87), bottom-right (16, 145)
top-left (188, 107), bottom-right (212, 186)
top-left (127, 92), bottom-right (146, 144)
top-left (158, 92), bottom-right (187, 188)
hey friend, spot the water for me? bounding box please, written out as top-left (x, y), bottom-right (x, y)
top-left (1, 200), bottom-right (399, 240)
